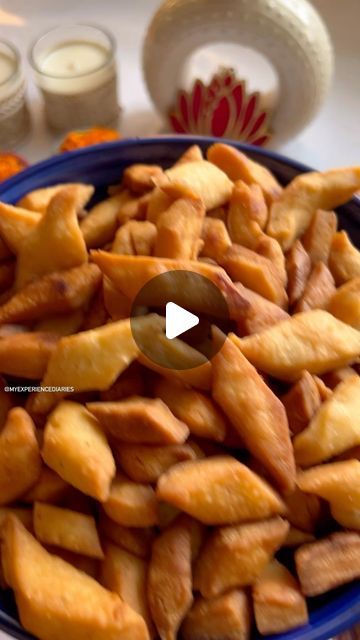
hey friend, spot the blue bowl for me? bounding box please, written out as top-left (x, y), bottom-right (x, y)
top-left (0, 136), bottom-right (359, 640)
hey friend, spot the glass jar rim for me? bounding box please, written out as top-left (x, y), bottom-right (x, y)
top-left (29, 23), bottom-right (116, 80)
top-left (0, 39), bottom-right (21, 88)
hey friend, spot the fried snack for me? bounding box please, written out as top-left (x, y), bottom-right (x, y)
top-left (321, 365), bottom-right (356, 389)
top-left (200, 218), bottom-right (231, 262)
top-left (329, 230), bottom-right (360, 284)
top-left (253, 559), bottom-right (308, 634)
top-left (118, 192), bottom-right (151, 224)
top-left (286, 240), bottom-right (312, 306)
top-left (0, 408), bottom-right (41, 505)
top-left (182, 590), bottom-right (251, 640)
top-left (236, 310), bottom-right (360, 380)
top-left (0, 202), bottom-right (41, 253)
top-left (91, 252), bottom-right (249, 321)
top-left (281, 371), bottom-right (322, 436)
top-left (175, 145), bottom-right (203, 165)
top-left (103, 473), bottom-right (158, 527)
top-left (101, 542), bottom-right (154, 636)
top-left (297, 459), bottom-right (360, 530)
top-left (112, 220), bottom-right (157, 256)
top-left (154, 160), bottom-right (233, 210)
top-left (17, 183), bottom-right (94, 214)
top-left (0, 507), bottom-right (32, 531)
top-left (15, 187), bottom-right (88, 290)
top-left (0, 263), bottom-right (101, 324)
top-left (293, 375), bottom-right (360, 465)
top-left (327, 276), bottom-right (360, 329)
top-left (295, 532), bottom-right (360, 596)
top-left (1, 516), bottom-right (149, 640)
top-left (194, 517), bottom-right (289, 598)
top-left (103, 276), bottom-right (132, 320)
top-left (0, 331), bottom-right (58, 379)
top-left (22, 467), bottom-right (69, 504)
top-left (154, 198), bottom-right (205, 260)
top-left (267, 167), bottom-right (360, 250)
top-left (80, 191), bottom-right (131, 248)
top-left (81, 286), bottom-right (107, 330)
top-left (146, 187), bottom-right (174, 224)
top-left (87, 397), bottom-right (189, 444)
top-left (207, 143), bottom-right (282, 205)
top-left (100, 363), bottom-right (145, 401)
top-left (148, 519), bottom-right (193, 640)
top-left (32, 319), bottom-right (139, 413)
top-left (283, 488), bottom-right (321, 534)
top-left (212, 333), bottom-right (295, 491)
top-left (42, 401), bottom-right (116, 501)
top-left (235, 283), bottom-right (289, 335)
top-left (35, 310), bottom-right (85, 336)
top-left (123, 163), bottom-right (163, 194)
top-left (115, 444), bottom-right (198, 483)
top-left (99, 512), bottom-right (155, 558)
top-left (227, 181), bottom-right (267, 248)
top-left (284, 527), bottom-right (315, 548)
top-left (157, 456), bottom-right (285, 525)
top-left (220, 245), bottom-right (287, 308)
top-left (139, 349), bottom-right (212, 391)
top-left (256, 234), bottom-right (287, 286)
top-left (302, 209), bottom-right (337, 265)
top-left (154, 378), bottom-right (226, 442)
top-left (34, 503), bottom-right (104, 559)
top-left (295, 262), bottom-right (336, 312)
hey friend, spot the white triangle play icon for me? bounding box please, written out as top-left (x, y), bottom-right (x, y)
top-left (165, 302), bottom-right (199, 340)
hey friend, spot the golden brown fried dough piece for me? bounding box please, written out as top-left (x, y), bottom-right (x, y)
top-left (115, 444), bottom-right (198, 483)
top-left (302, 209), bottom-right (337, 265)
top-left (42, 401), bottom-right (115, 501)
top-left (253, 560), bottom-right (308, 634)
top-left (321, 365), bottom-right (357, 389)
top-left (293, 375), bottom-right (360, 465)
top-left (0, 202), bottom-right (40, 253)
top-left (281, 371), bottom-right (322, 436)
top-left (284, 527), bottom-right (315, 548)
top-left (157, 456), bottom-right (285, 525)
top-left (0, 263), bottom-right (101, 324)
top-left (34, 503), bottom-right (104, 559)
top-left (295, 532), bottom-right (360, 596)
top-left (17, 183), bottom-right (94, 214)
top-left (207, 143), bottom-right (282, 205)
top-left (148, 519), bottom-right (193, 640)
top-left (0, 408), bottom-right (41, 505)
top-left (267, 167), bottom-right (360, 250)
top-left (286, 240), bottom-right (312, 306)
top-left (87, 397), bottom-right (189, 444)
top-left (212, 333), bottom-right (295, 491)
top-left (80, 191), bottom-right (131, 248)
top-left (22, 467), bottom-right (69, 504)
top-left (200, 218), bottom-right (231, 262)
top-left (123, 163), bottom-right (163, 194)
top-left (112, 220), bottom-right (157, 256)
top-left (154, 377), bottom-right (226, 442)
top-left (103, 473), bottom-right (158, 527)
top-left (0, 331), bottom-right (58, 379)
top-left (283, 488), bottom-right (321, 534)
top-left (98, 512), bottom-right (155, 558)
top-left (327, 276), bottom-right (360, 329)
top-left (227, 181), bottom-right (267, 248)
top-left (329, 230), bottom-right (360, 284)
top-left (182, 590), bottom-right (251, 640)
top-left (297, 459), bottom-right (360, 530)
top-left (34, 310), bottom-right (85, 336)
top-left (295, 263), bottom-right (336, 312)
top-left (235, 282), bottom-right (289, 335)
top-left (236, 310), bottom-right (360, 380)
top-left (100, 363), bottom-right (145, 401)
top-left (175, 145), bottom-right (203, 165)
top-left (194, 517), bottom-right (289, 598)
top-left (154, 197), bottom-right (205, 259)
top-left (1, 516), bottom-right (149, 640)
top-left (256, 234), bottom-right (287, 286)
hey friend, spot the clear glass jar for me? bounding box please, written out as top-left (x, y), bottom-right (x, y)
top-left (0, 40), bottom-right (30, 149)
top-left (30, 24), bottom-right (119, 131)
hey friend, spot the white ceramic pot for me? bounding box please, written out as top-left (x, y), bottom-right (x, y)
top-left (143, 0), bottom-right (334, 145)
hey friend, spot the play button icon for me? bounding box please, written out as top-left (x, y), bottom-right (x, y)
top-left (165, 302), bottom-right (199, 340)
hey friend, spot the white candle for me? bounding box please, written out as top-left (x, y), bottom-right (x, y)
top-left (30, 25), bottom-right (119, 130)
top-left (0, 41), bottom-right (29, 147)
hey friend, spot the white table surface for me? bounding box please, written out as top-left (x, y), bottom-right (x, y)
top-left (0, 0), bottom-right (359, 638)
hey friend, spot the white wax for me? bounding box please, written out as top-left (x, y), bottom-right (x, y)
top-left (40, 41), bottom-right (108, 78)
top-left (0, 51), bottom-right (16, 84)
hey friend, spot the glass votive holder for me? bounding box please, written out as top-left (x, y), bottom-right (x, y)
top-left (30, 24), bottom-right (119, 131)
top-left (0, 40), bottom-right (30, 148)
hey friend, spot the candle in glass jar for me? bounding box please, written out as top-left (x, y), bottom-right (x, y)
top-left (30, 25), bottom-right (119, 131)
top-left (0, 41), bottom-right (30, 148)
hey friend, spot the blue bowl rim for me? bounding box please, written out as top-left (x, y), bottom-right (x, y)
top-left (0, 135), bottom-right (359, 640)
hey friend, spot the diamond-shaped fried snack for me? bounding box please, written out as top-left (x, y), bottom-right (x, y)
top-left (212, 333), bottom-right (295, 491)
top-left (154, 197), bottom-right (205, 260)
top-left (80, 191), bottom-right (132, 249)
top-left (1, 516), bottom-right (149, 640)
top-left (0, 408), bottom-right (41, 505)
top-left (227, 181), bottom-right (267, 249)
top-left (193, 517), bottom-right (289, 598)
top-left (0, 263), bottom-right (101, 324)
top-left (0, 202), bottom-right (40, 253)
top-left (286, 240), bottom-right (312, 306)
top-left (15, 187), bottom-right (88, 290)
top-left (295, 532), bottom-right (360, 596)
top-left (236, 310), bottom-right (360, 380)
top-left (42, 401), bottom-right (115, 501)
top-left (182, 590), bottom-right (251, 640)
top-left (200, 218), bottom-right (232, 262)
top-left (267, 167), bottom-right (360, 250)
top-left (327, 277), bottom-right (360, 329)
top-left (295, 263), bottom-right (336, 312)
top-left (293, 375), bottom-right (360, 465)
top-left (98, 512), bottom-right (155, 559)
top-left (235, 283), bottom-right (289, 335)
top-left (156, 456), bottom-right (285, 525)
top-left (297, 459), bottom-right (360, 529)
top-left (253, 559), bottom-right (308, 634)
top-left (112, 220), bottom-right (157, 256)
top-left (148, 519), bottom-right (193, 640)
top-left (281, 371), bottom-right (322, 436)
top-left (329, 231), bottom-right (360, 284)
top-left (115, 443), bottom-right (198, 483)
top-left (302, 209), bottom-right (337, 265)
top-left (0, 331), bottom-right (59, 379)
top-left (103, 473), bottom-right (158, 528)
top-left (17, 183), bottom-right (94, 214)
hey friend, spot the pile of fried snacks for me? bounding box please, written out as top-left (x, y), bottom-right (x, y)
top-left (0, 143), bottom-right (359, 640)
